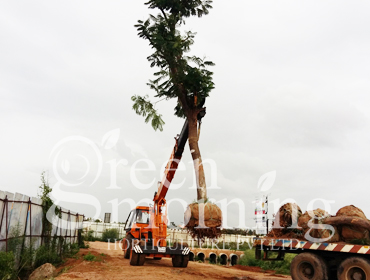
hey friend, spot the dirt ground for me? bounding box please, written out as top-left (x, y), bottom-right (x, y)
top-left (55, 242), bottom-right (292, 280)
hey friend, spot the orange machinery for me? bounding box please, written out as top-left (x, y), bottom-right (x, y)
top-left (122, 109), bottom-right (205, 267)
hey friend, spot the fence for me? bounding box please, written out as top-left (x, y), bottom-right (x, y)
top-left (0, 190), bottom-right (84, 252)
top-left (83, 222), bottom-right (126, 239)
top-left (82, 222), bottom-right (255, 249)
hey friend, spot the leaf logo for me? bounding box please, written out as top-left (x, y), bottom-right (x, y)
top-left (61, 160), bottom-right (70, 174)
top-left (257, 170), bottom-right (276, 192)
top-left (101, 129), bottom-right (120, 149)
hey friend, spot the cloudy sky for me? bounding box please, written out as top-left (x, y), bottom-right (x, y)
top-left (1, 0), bottom-right (370, 228)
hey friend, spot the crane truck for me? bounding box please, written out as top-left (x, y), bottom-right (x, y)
top-left (122, 109), bottom-right (206, 267)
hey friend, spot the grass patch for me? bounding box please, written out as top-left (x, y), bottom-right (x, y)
top-left (60, 266), bottom-right (72, 274)
top-left (82, 251), bottom-right (107, 262)
top-left (83, 252), bottom-right (96, 261)
top-left (239, 249), bottom-right (293, 275)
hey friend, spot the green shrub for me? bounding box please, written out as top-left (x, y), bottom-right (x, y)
top-left (101, 229), bottom-right (119, 242)
top-left (83, 252), bottom-right (96, 261)
top-left (34, 238), bottom-right (80, 268)
top-left (0, 251), bottom-right (16, 280)
top-left (84, 230), bottom-right (96, 241)
top-left (62, 243), bottom-right (79, 258)
top-left (238, 249), bottom-right (293, 275)
top-left (34, 244), bottom-right (63, 268)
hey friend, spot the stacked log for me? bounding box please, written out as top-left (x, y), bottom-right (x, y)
top-left (268, 204), bottom-right (370, 244)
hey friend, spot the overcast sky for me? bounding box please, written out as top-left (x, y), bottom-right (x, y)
top-left (1, 0), bottom-right (370, 228)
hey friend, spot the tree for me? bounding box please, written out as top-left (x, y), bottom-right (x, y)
top-left (38, 171), bottom-right (55, 245)
top-left (132, 0), bottom-right (214, 202)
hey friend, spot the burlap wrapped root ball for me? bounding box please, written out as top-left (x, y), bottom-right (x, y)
top-left (276, 203), bottom-right (302, 228)
top-left (184, 202), bottom-right (222, 240)
top-left (336, 205), bottom-right (369, 242)
top-left (298, 209), bottom-right (340, 242)
top-left (267, 203), bottom-right (302, 238)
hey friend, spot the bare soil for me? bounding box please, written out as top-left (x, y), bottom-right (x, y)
top-left (55, 242), bottom-right (291, 280)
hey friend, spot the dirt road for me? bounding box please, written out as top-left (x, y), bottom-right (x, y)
top-left (55, 242), bottom-right (291, 280)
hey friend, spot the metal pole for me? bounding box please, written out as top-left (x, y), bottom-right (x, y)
top-left (0, 196), bottom-right (6, 238)
top-left (67, 210), bottom-right (70, 244)
top-left (5, 196), bottom-right (8, 252)
top-left (40, 200), bottom-right (43, 246)
top-left (29, 199), bottom-right (32, 248)
top-left (265, 195), bottom-right (269, 234)
top-left (75, 213), bottom-right (79, 244)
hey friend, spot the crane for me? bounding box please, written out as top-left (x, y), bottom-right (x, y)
top-left (122, 109), bottom-right (206, 267)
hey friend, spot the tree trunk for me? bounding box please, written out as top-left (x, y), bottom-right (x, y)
top-left (187, 112), bottom-right (207, 201)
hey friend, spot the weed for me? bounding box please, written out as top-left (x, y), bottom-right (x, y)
top-left (79, 241), bottom-right (89, 248)
top-left (238, 249), bottom-right (293, 275)
top-left (83, 252), bottom-right (96, 261)
top-left (34, 244), bottom-right (63, 268)
top-left (84, 230), bottom-right (98, 242)
top-left (60, 266), bottom-right (72, 274)
top-left (0, 251), bottom-right (16, 280)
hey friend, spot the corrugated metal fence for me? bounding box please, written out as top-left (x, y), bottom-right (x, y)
top-left (0, 190), bottom-right (84, 252)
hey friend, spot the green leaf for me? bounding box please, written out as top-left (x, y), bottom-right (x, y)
top-left (131, 95), bottom-right (165, 131)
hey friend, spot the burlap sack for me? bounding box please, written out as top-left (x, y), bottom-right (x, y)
top-left (274, 203), bottom-right (302, 228)
top-left (298, 209), bottom-right (340, 242)
top-left (336, 205), bottom-right (369, 241)
top-left (336, 205), bottom-right (367, 219)
top-left (184, 202), bottom-right (222, 228)
top-left (298, 209), bottom-right (329, 230)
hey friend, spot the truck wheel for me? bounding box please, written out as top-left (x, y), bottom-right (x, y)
top-left (172, 254), bottom-right (189, 267)
top-left (290, 253), bottom-right (329, 280)
top-left (122, 238), bottom-right (131, 259)
top-left (337, 257), bottom-right (370, 280)
top-left (172, 242), bottom-right (189, 268)
top-left (130, 240), bottom-right (146, 266)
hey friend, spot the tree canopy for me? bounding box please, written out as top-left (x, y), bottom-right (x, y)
top-left (132, 0), bottom-right (215, 130)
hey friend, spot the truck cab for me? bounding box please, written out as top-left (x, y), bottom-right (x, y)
top-left (124, 206), bottom-right (150, 240)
